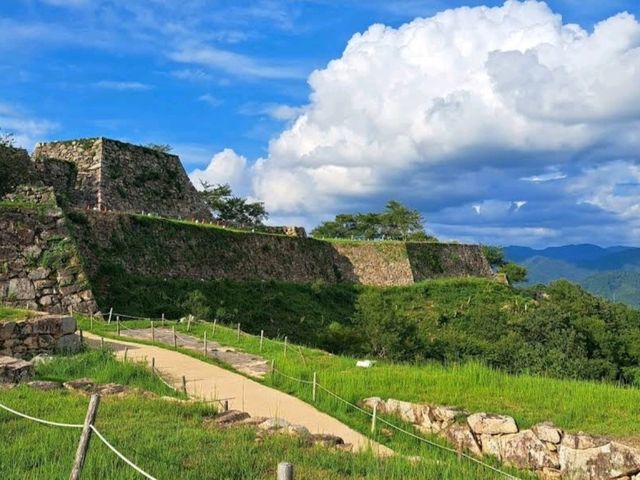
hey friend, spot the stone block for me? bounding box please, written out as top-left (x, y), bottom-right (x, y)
top-left (60, 316), bottom-right (76, 334)
top-left (7, 278), bottom-right (35, 300)
top-left (0, 355), bottom-right (34, 383)
top-left (559, 441), bottom-right (640, 480)
top-left (55, 334), bottom-right (81, 353)
top-left (498, 430), bottom-right (559, 470)
top-left (533, 422), bottom-right (562, 444)
top-left (28, 267), bottom-right (50, 281)
top-left (467, 412), bottom-right (518, 435)
top-left (440, 422), bottom-right (482, 456)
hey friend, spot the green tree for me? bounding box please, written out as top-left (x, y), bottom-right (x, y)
top-left (181, 290), bottom-right (211, 320)
top-left (499, 262), bottom-right (528, 283)
top-left (482, 245), bottom-right (506, 268)
top-left (0, 129), bottom-right (15, 147)
top-left (311, 200), bottom-right (434, 241)
top-left (145, 143), bottom-right (172, 153)
top-left (199, 181), bottom-right (268, 226)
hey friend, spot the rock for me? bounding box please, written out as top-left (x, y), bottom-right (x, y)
top-left (27, 380), bottom-right (63, 391)
top-left (212, 410), bottom-right (250, 425)
top-left (28, 267), bottom-right (50, 281)
top-left (285, 424), bottom-right (311, 439)
top-left (480, 433), bottom-right (502, 458)
top-left (0, 322), bottom-right (16, 340)
top-left (540, 467), bottom-right (562, 479)
top-left (95, 383), bottom-right (129, 396)
top-left (38, 295), bottom-right (56, 307)
top-left (440, 423), bottom-right (482, 456)
top-left (312, 433), bottom-right (345, 447)
top-left (385, 399), bottom-right (423, 424)
top-left (258, 418), bottom-right (290, 431)
top-left (498, 430), bottom-right (559, 470)
top-left (431, 405), bottom-right (466, 424)
top-left (8, 278), bottom-right (35, 300)
top-left (63, 378), bottom-right (95, 392)
top-left (31, 354), bottom-right (53, 365)
top-left (561, 432), bottom-right (609, 450)
top-left (467, 412), bottom-right (518, 435)
top-left (559, 441), bottom-right (640, 480)
top-left (362, 397), bottom-right (386, 413)
top-left (60, 316), bottom-right (76, 334)
top-left (533, 422), bottom-right (562, 444)
top-left (56, 334), bottom-right (81, 353)
top-left (0, 355), bottom-right (34, 383)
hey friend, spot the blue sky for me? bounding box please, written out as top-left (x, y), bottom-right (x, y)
top-left (1, 0), bottom-right (639, 247)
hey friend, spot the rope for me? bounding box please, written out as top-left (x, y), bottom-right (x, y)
top-left (90, 425), bottom-right (158, 480)
top-left (272, 368), bottom-right (314, 385)
top-left (0, 401), bottom-right (83, 429)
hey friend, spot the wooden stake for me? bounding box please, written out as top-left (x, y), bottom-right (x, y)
top-left (79, 330), bottom-right (84, 346)
top-left (284, 336), bottom-right (288, 356)
top-left (107, 307), bottom-right (113, 324)
top-left (161, 313), bottom-right (165, 327)
top-left (90, 314), bottom-right (93, 329)
top-left (116, 316), bottom-right (120, 336)
top-left (271, 359), bottom-right (275, 379)
top-left (173, 326), bottom-right (177, 349)
top-left (236, 323), bottom-right (240, 341)
top-left (182, 375), bottom-right (187, 394)
top-left (151, 320), bottom-right (155, 342)
top-left (187, 316), bottom-right (192, 332)
top-left (124, 347), bottom-right (128, 361)
top-left (69, 394), bottom-right (100, 480)
top-left (260, 330), bottom-right (264, 352)
top-left (151, 357), bottom-right (155, 373)
top-left (312, 372), bottom-right (317, 402)
top-left (277, 462), bottom-right (294, 480)
top-left (203, 331), bottom-right (207, 355)
top-left (371, 403), bottom-right (377, 434)
top-left (100, 337), bottom-right (104, 350)
top-left (212, 319), bottom-right (217, 336)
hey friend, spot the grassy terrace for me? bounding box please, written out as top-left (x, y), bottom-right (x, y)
top-left (0, 329), bottom-right (522, 479)
top-left (79, 315), bottom-right (640, 446)
top-left (0, 306), bottom-right (38, 322)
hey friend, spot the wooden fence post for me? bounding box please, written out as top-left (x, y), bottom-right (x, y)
top-left (187, 316), bottom-right (192, 332)
top-left (277, 462), bottom-right (294, 480)
top-left (161, 313), bottom-right (165, 327)
top-left (236, 323), bottom-right (241, 341)
top-left (182, 375), bottom-right (187, 395)
top-left (284, 336), bottom-right (288, 356)
top-left (151, 320), bottom-right (155, 342)
top-left (151, 357), bottom-right (155, 373)
top-left (312, 372), bottom-right (317, 402)
top-left (79, 330), bottom-right (84, 346)
top-left (90, 314), bottom-right (93, 329)
top-left (260, 330), bottom-right (264, 352)
top-left (212, 319), bottom-right (217, 336)
top-left (107, 307), bottom-right (113, 324)
top-left (124, 347), bottom-right (128, 361)
top-left (100, 337), bottom-right (104, 350)
top-left (371, 403), bottom-right (377, 434)
top-left (116, 316), bottom-right (120, 336)
top-left (69, 394), bottom-right (100, 480)
top-left (203, 331), bottom-right (207, 355)
top-left (173, 326), bottom-right (177, 349)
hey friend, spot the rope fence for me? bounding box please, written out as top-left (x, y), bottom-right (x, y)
top-left (96, 309), bottom-right (522, 479)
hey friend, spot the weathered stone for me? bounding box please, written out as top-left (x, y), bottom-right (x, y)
top-left (63, 378), bottom-right (95, 392)
top-left (60, 316), bottom-right (76, 334)
top-left (28, 267), bottom-right (50, 281)
top-left (441, 422), bottom-right (482, 456)
top-left (0, 321), bottom-right (16, 340)
top-left (38, 295), bottom-right (56, 307)
top-left (431, 405), bottom-right (466, 426)
top-left (212, 410), bottom-right (250, 425)
top-left (8, 278), bottom-right (35, 300)
top-left (386, 399), bottom-right (423, 424)
top-left (362, 397), bottom-right (386, 412)
top-left (480, 433), bottom-right (502, 458)
top-left (533, 422), bottom-right (562, 444)
top-left (498, 430), bottom-right (559, 470)
top-left (539, 467), bottom-right (562, 479)
top-left (258, 418), bottom-right (290, 431)
top-left (561, 432), bottom-right (609, 450)
top-left (559, 441), bottom-right (640, 480)
top-left (311, 433), bottom-right (345, 447)
top-left (467, 412), bottom-right (518, 435)
top-left (27, 380), bottom-right (63, 391)
top-left (56, 334), bottom-right (81, 353)
top-left (0, 355), bottom-right (33, 383)
top-left (285, 424), bottom-right (311, 439)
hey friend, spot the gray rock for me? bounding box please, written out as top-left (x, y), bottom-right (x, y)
top-left (533, 422), bottom-right (562, 444)
top-left (56, 334), bottom-right (81, 353)
top-left (212, 410), bottom-right (251, 425)
top-left (27, 380), bottom-right (63, 391)
top-left (441, 422), bottom-right (482, 456)
top-left (498, 430), bottom-right (559, 470)
top-left (258, 418), bottom-right (290, 431)
top-left (8, 278), bottom-right (35, 300)
top-left (0, 355), bottom-right (34, 383)
top-left (559, 441), bottom-right (640, 480)
top-left (362, 397), bottom-right (386, 412)
top-left (60, 316), bottom-right (76, 334)
top-left (561, 432), bottom-right (609, 450)
top-left (467, 412), bottom-right (518, 435)
top-left (285, 424), bottom-right (311, 438)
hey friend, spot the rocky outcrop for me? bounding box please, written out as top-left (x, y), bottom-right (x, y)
top-left (0, 315), bottom-right (80, 358)
top-left (0, 186), bottom-right (98, 314)
top-left (0, 355), bottom-right (33, 383)
top-left (362, 397), bottom-right (640, 480)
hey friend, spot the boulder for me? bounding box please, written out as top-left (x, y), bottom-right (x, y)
top-left (212, 410), bottom-right (250, 426)
top-left (480, 433), bottom-right (502, 458)
top-left (498, 430), bottom-right (559, 470)
top-left (0, 322), bottom-right (16, 340)
top-left (559, 441), bottom-right (640, 480)
top-left (60, 316), bottom-right (76, 335)
top-left (8, 278), bottom-right (35, 300)
top-left (467, 412), bottom-right (518, 435)
top-left (56, 334), bottom-right (81, 353)
top-left (27, 380), bottom-right (63, 391)
top-left (362, 397), bottom-right (386, 412)
top-left (386, 399), bottom-right (423, 424)
top-left (441, 423), bottom-right (482, 456)
top-left (431, 405), bottom-right (466, 425)
top-left (0, 355), bottom-right (33, 383)
top-left (285, 424), bottom-right (311, 439)
top-left (561, 432), bottom-right (609, 450)
top-left (63, 378), bottom-right (95, 392)
top-left (533, 422), bottom-right (562, 444)
top-left (312, 433), bottom-right (345, 447)
top-left (258, 418), bottom-right (290, 431)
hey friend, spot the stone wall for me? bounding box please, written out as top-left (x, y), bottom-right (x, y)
top-left (33, 138), bottom-right (211, 220)
top-left (0, 186), bottom-right (98, 314)
top-left (68, 210), bottom-right (493, 288)
top-left (0, 315), bottom-right (80, 358)
top-left (362, 397), bottom-right (640, 480)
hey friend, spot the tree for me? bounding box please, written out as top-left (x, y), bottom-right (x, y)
top-left (482, 245), bottom-right (506, 269)
top-left (311, 200), bottom-right (434, 241)
top-left (145, 143), bottom-right (172, 153)
top-left (199, 181), bottom-right (268, 226)
top-left (499, 262), bottom-right (528, 284)
top-left (0, 129), bottom-right (15, 147)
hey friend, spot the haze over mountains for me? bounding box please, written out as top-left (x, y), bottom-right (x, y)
top-left (505, 245), bottom-right (640, 308)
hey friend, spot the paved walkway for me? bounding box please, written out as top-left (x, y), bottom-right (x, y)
top-left (84, 332), bottom-right (392, 455)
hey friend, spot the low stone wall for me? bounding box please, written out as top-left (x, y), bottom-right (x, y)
top-left (362, 397), bottom-right (640, 480)
top-left (0, 315), bottom-right (80, 358)
top-left (0, 355), bottom-right (34, 383)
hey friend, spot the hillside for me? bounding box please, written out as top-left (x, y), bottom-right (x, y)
top-left (505, 244), bottom-right (640, 308)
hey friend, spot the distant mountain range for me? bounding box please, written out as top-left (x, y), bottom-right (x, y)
top-left (504, 244), bottom-right (640, 308)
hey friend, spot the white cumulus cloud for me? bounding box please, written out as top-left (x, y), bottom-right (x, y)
top-left (190, 148), bottom-right (250, 196)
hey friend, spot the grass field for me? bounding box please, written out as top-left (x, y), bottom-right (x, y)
top-left (0, 306), bottom-right (38, 321)
top-left (0, 346), bottom-right (528, 479)
top-left (79, 315), bottom-right (640, 446)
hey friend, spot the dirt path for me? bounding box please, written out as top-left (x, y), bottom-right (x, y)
top-left (84, 332), bottom-right (391, 455)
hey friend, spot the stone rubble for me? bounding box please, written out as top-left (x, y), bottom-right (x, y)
top-left (362, 397), bottom-right (640, 480)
